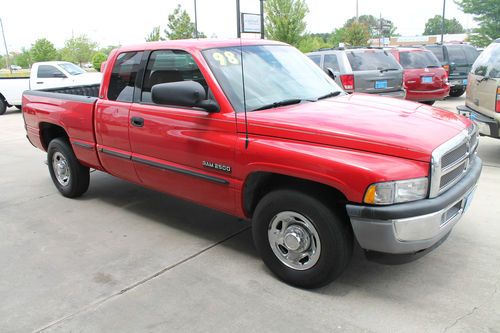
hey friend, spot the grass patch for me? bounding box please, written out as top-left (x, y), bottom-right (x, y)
top-left (0, 69), bottom-right (30, 78)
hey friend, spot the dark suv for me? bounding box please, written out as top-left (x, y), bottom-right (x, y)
top-left (425, 44), bottom-right (479, 97)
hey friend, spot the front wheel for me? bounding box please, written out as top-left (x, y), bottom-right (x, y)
top-left (47, 138), bottom-right (90, 198)
top-left (252, 189), bottom-right (353, 288)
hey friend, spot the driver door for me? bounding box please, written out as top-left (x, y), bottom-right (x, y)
top-left (129, 49), bottom-right (237, 214)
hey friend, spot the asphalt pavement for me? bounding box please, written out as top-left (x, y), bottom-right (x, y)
top-left (0, 96), bottom-right (499, 332)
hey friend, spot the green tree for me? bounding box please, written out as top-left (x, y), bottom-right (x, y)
top-left (30, 38), bottom-right (57, 62)
top-left (344, 22), bottom-right (370, 46)
top-left (328, 28), bottom-right (348, 47)
top-left (99, 45), bottom-right (119, 56)
top-left (146, 26), bottom-right (163, 41)
top-left (13, 48), bottom-right (32, 68)
top-left (60, 35), bottom-right (97, 66)
top-left (92, 52), bottom-right (107, 72)
top-left (164, 5), bottom-right (205, 39)
top-left (264, 0), bottom-right (308, 47)
top-left (0, 55), bottom-right (5, 69)
top-left (456, 0), bottom-right (500, 47)
top-left (423, 15), bottom-right (465, 35)
top-left (344, 15), bottom-right (397, 37)
top-left (297, 35), bottom-right (330, 53)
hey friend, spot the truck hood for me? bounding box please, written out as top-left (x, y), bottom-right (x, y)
top-left (245, 93), bottom-right (470, 162)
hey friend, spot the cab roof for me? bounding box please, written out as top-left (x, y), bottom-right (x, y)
top-left (115, 39), bottom-right (287, 53)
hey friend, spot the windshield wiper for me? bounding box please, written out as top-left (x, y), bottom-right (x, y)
top-left (314, 91), bottom-right (342, 101)
top-left (251, 98), bottom-right (304, 111)
top-left (379, 68), bottom-right (399, 73)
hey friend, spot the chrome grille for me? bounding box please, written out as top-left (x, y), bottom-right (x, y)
top-left (429, 124), bottom-right (479, 197)
top-left (440, 160), bottom-right (467, 188)
top-left (441, 143), bottom-right (467, 169)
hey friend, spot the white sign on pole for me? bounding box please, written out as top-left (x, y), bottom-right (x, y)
top-left (241, 13), bottom-right (261, 33)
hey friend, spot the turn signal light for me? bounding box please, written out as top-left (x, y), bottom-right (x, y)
top-left (443, 65), bottom-right (450, 74)
top-left (340, 74), bottom-right (355, 91)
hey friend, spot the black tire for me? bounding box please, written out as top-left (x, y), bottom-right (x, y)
top-left (15, 105), bottom-right (22, 110)
top-left (47, 138), bottom-right (90, 198)
top-left (421, 101), bottom-right (435, 106)
top-left (252, 189), bottom-right (353, 288)
top-left (449, 87), bottom-right (465, 97)
top-left (0, 99), bottom-right (6, 115)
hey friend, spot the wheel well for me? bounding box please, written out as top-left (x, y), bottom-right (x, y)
top-left (39, 123), bottom-right (69, 150)
top-left (243, 172), bottom-right (348, 218)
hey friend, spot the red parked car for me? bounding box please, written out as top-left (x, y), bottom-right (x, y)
top-left (390, 47), bottom-right (450, 105)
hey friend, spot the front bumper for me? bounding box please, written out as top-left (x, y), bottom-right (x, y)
top-left (346, 155), bottom-right (482, 254)
top-left (457, 105), bottom-right (500, 139)
top-left (449, 78), bottom-right (467, 88)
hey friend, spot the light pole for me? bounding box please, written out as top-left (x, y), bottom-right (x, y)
top-left (260, 0), bottom-right (265, 39)
top-left (440, 0), bottom-right (446, 44)
top-left (194, 0), bottom-right (198, 38)
top-left (0, 17), bottom-right (12, 74)
top-left (236, 0), bottom-right (241, 38)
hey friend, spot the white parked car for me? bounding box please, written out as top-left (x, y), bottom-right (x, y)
top-left (0, 61), bottom-right (102, 115)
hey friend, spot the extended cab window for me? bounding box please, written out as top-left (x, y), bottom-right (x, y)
top-left (141, 50), bottom-right (210, 104)
top-left (37, 65), bottom-right (65, 78)
top-left (107, 51), bottom-right (143, 102)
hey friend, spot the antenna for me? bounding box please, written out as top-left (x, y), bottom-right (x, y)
top-left (239, 33), bottom-right (249, 149)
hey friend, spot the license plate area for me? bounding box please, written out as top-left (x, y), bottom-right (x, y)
top-left (375, 80), bottom-right (388, 89)
top-left (421, 76), bottom-right (433, 83)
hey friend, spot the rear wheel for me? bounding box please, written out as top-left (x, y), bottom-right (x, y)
top-left (47, 138), bottom-right (90, 198)
top-left (0, 100), bottom-right (6, 115)
top-left (449, 87), bottom-right (465, 97)
top-left (252, 189), bottom-right (353, 288)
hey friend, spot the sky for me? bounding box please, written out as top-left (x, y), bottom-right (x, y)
top-left (0, 0), bottom-right (478, 52)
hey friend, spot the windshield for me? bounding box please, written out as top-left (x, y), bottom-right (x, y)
top-left (202, 45), bottom-right (342, 112)
top-left (347, 50), bottom-right (401, 71)
top-left (399, 51), bottom-right (441, 69)
top-left (58, 62), bottom-right (85, 75)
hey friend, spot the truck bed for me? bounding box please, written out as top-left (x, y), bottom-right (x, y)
top-left (23, 84), bottom-right (101, 169)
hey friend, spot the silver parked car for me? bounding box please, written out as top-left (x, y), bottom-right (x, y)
top-left (307, 48), bottom-right (405, 98)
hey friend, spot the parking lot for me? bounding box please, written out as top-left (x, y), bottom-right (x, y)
top-left (1, 96), bottom-right (499, 332)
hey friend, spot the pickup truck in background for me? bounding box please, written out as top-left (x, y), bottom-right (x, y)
top-left (0, 61), bottom-right (102, 115)
top-left (23, 39), bottom-right (482, 288)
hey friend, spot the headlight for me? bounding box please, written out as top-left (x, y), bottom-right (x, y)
top-left (364, 177), bottom-right (428, 205)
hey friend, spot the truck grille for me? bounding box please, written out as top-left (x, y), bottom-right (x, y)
top-left (429, 124), bottom-right (478, 197)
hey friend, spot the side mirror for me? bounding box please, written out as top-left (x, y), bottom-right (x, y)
top-left (151, 81), bottom-right (219, 112)
top-left (326, 68), bottom-right (336, 80)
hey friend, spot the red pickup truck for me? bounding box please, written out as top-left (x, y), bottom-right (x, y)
top-left (23, 39), bottom-right (482, 288)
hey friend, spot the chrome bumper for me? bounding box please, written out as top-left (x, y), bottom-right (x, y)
top-left (457, 105), bottom-right (500, 138)
top-left (346, 155), bottom-right (482, 254)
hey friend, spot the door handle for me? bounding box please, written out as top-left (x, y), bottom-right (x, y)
top-left (131, 116), bottom-right (144, 127)
top-left (36, 81), bottom-right (44, 84)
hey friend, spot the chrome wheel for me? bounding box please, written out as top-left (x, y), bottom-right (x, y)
top-left (52, 152), bottom-right (71, 186)
top-left (268, 211), bottom-right (321, 270)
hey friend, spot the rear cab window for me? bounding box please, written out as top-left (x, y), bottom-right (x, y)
top-left (399, 51), bottom-right (441, 69)
top-left (107, 51), bottom-right (144, 102)
top-left (347, 50), bottom-right (400, 71)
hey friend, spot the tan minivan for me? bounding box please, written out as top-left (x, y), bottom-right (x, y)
top-left (457, 39), bottom-right (500, 139)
